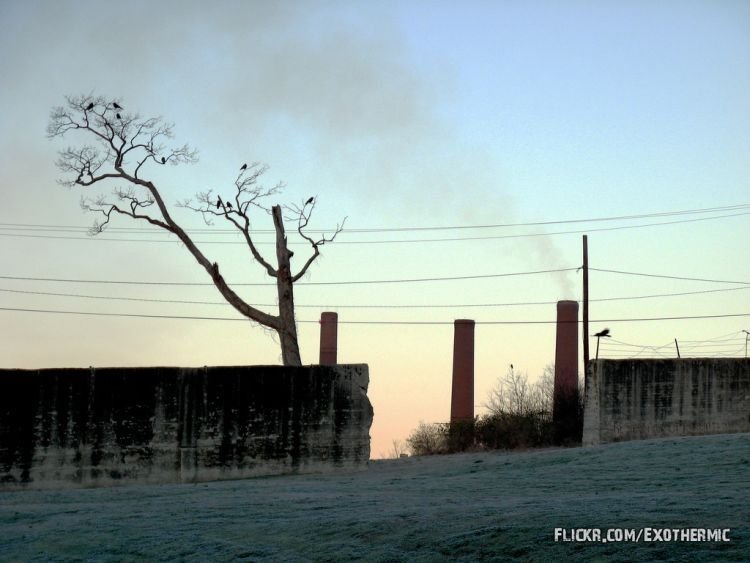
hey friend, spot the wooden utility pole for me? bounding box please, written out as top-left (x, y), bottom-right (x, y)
top-left (582, 235), bottom-right (590, 378)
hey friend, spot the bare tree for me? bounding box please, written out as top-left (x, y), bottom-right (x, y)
top-left (484, 364), bottom-right (554, 417)
top-left (47, 95), bottom-right (344, 366)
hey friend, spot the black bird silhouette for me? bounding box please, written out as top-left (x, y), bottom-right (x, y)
top-left (240, 163), bottom-right (247, 171)
top-left (161, 157), bottom-right (166, 164)
top-left (86, 102), bottom-right (94, 110)
top-left (116, 113), bottom-right (121, 120)
top-left (216, 196), bottom-right (223, 209)
top-left (113, 102), bottom-right (122, 110)
top-left (226, 202), bottom-right (233, 210)
top-left (594, 328), bottom-right (611, 338)
top-left (306, 196), bottom-right (314, 205)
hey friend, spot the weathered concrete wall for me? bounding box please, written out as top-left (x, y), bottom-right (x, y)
top-left (0, 364), bottom-right (372, 490)
top-left (583, 359), bottom-right (750, 446)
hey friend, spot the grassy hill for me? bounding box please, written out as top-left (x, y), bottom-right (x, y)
top-left (1, 432), bottom-right (748, 561)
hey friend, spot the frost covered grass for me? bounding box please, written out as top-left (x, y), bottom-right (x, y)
top-left (1, 433), bottom-right (748, 561)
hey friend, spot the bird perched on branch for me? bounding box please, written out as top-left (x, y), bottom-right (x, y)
top-left (113, 102), bottom-right (122, 110)
top-left (161, 157), bottom-right (166, 164)
top-left (226, 202), bottom-right (233, 210)
top-left (240, 163), bottom-right (247, 171)
top-left (306, 196), bottom-right (314, 205)
top-left (594, 328), bottom-right (611, 338)
top-left (86, 102), bottom-right (94, 110)
top-left (116, 113), bottom-right (121, 120)
top-left (216, 196), bottom-right (223, 209)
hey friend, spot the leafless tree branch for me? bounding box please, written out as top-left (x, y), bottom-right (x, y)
top-left (287, 197), bottom-right (346, 282)
top-left (48, 94), bottom-right (343, 366)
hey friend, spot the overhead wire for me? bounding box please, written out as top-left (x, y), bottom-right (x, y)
top-left (1, 210), bottom-right (748, 245)
top-left (590, 268), bottom-right (750, 286)
top-left (0, 267), bottom-right (579, 287)
top-left (0, 306), bottom-right (748, 324)
top-left (1, 202), bottom-right (748, 233)
top-left (1, 265), bottom-right (747, 287)
top-left (1, 284), bottom-right (748, 309)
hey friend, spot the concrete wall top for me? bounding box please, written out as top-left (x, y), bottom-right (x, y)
top-left (583, 358), bottom-right (750, 446)
top-left (0, 364), bottom-right (373, 490)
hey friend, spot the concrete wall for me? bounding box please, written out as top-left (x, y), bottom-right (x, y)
top-left (583, 359), bottom-right (750, 446)
top-left (0, 364), bottom-right (372, 490)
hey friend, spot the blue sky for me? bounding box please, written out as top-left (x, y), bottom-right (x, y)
top-left (1, 0), bottom-right (748, 456)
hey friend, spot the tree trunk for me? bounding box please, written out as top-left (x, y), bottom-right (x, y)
top-left (272, 205), bottom-right (303, 366)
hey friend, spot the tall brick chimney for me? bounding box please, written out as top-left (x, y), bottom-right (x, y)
top-left (319, 312), bottom-right (338, 365)
top-left (554, 300), bottom-right (579, 442)
top-left (450, 319), bottom-right (475, 423)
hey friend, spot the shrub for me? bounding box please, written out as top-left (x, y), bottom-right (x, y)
top-left (406, 422), bottom-right (448, 456)
top-left (475, 411), bottom-right (553, 450)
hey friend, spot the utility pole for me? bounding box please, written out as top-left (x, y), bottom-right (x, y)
top-left (582, 235), bottom-right (589, 381)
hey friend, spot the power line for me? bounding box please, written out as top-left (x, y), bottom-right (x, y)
top-left (1, 202), bottom-right (747, 233)
top-left (1, 285), bottom-right (748, 308)
top-left (0, 267), bottom-right (578, 287)
top-left (1, 210), bottom-right (748, 245)
top-left (2, 265), bottom-right (747, 288)
top-left (591, 268), bottom-right (750, 286)
top-left (0, 306), bottom-right (748, 324)
top-left (590, 286), bottom-right (750, 303)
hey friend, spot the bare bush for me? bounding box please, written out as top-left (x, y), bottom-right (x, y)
top-left (406, 422), bottom-right (447, 456)
top-left (485, 364), bottom-right (553, 417)
top-left (477, 364), bottom-right (557, 450)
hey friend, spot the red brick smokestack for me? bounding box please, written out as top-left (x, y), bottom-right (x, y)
top-left (554, 300), bottom-right (579, 442)
top-left (319, 312), bottom-right (338, 365)
top-left (450, 319), bottom-right (475, 423)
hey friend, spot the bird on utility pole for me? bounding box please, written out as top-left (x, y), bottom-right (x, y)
top-left (594, 328), bottom-right (611, 360)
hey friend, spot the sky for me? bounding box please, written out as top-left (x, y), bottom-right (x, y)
top-left (1, 0), bottom-right (749, 458)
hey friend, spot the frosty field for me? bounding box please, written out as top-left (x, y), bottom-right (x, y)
top-left (1, 433), bottom-right (748, 561)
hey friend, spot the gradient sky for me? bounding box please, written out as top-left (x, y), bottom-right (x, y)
top-left (1, 0), bottom-right (749, 458)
